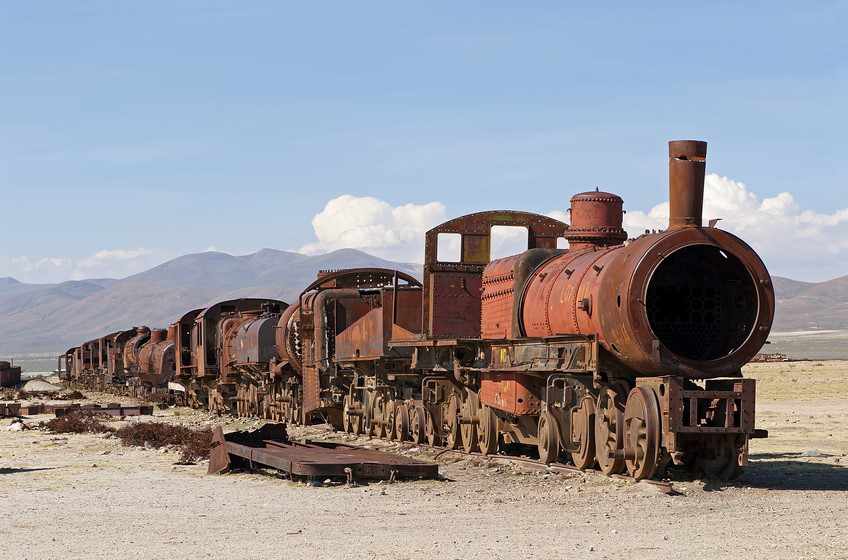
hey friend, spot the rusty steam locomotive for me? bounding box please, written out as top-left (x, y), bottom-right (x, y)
top-left (63, 140), bottom-right (774, 480)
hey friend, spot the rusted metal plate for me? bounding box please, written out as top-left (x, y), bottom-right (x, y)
top-left (479, 372), bottom-right (543, 416)
top-left (335, 307), bottom-right (385, 360)
top-left (422, 211), bottom-right (568, 339)
top-left (0, 361), bottom-right (22, 387)
top-left (208, 424), bottom-right (438, 480)
top-left (53, 404), bottom-right (154, 417)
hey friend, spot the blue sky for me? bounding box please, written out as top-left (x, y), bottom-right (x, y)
top-left (1, 2), bottom-right (846, 282)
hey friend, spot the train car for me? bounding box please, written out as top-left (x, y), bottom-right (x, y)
top-left (180, 298), bottom-right (286, 413)
top-left (57, 139), bottom-right (773, 481)
top-left (122, 327), bottom-right (152, 379)
top-left (132, 326), bottom-right (177, 399)
top-left (267, 268), bottom-right (423, 428)
top-left (171, 308), bottom-right (205, 405)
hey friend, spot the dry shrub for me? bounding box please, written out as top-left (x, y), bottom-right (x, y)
top-left (115, 422), bottom-right (212, 464)
top-left (41, 411), bottom-right (115, 434)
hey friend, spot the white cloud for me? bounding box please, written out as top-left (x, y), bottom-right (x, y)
top-left (1, 248), bottom-right (169, 284)
top-left (300, 195), bottom-right (447, 262)
top-left (300, 178), bottom-right (848, 281)
top-left (621, 173), bottom-right (848, 280)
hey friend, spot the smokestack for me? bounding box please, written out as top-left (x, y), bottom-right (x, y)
top-left (668, 140), bottom-right (707, 229)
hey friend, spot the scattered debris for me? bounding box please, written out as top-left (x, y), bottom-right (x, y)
top-left (750, 352), bottom-right (791, 363)
top-left (6, 419), bottom-right (28, 431)
top-left (208, 424), bottom-right (439, 482)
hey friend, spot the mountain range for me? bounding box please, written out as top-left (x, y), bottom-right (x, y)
top-left (0, 249), bottom-right (419, 354)
top-left (1, 249), bottom-right (845, 354)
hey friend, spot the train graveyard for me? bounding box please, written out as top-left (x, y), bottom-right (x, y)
top-left (0, 359), bottom-right (845, 559)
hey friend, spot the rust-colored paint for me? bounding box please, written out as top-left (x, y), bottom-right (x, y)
top-left (422, 211), bottom-right (568, 339)
top-left (565, 190), bottom-right (627, 251)
top-left (479, 371), bottom-right (543, 416)
top-left (517, 140), bottom-right (774, 378)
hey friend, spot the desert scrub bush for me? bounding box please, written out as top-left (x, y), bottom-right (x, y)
top-left (115, 422), bottom-right (212, 464)
top-left (41, 411), bottom-right (115, 434)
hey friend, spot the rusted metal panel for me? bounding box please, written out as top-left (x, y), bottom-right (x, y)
top-left (53, 404), bottom-right (154, 417)
top-left (335, 307), bottom-right (384, 360)
top-left (479, 372), bottom-right (543, 416)
top-left (208, 424), bottom-right (438, 480)
top-left (422, 211), bottom-right (568, 339)
top-left (0, 361), bottom-right (21, 387)
top-left (428, 271), bottom-right (482, 339)
top-left (233, 315), bottom-right (278, 366)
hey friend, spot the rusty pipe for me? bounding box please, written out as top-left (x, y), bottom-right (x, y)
top-left (668, 140), bottom-right (707, 229)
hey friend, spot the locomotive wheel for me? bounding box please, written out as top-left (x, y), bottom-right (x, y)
top-left (538, 410), bottom-right (560, 464)
top-left (350, 396), bottom-right (363, 436)
top-left (477, 404), bottom-right (499, 456)
top-left (363, 392), bottom-right (375, 436)
top-left (425, 406), bottom-right (440, 447)
top-left (410, 404), bottom-right (426, 444)
top-left (696, 435), bottom-right (742, 480)
top-left (342, 396), bottom-right (353, 433)
top-left (569, 395), bottom-right (597, 470)
top-left (623, 386), bottom-right (661, 480)
top-left (385, 400), bottom-right (397, 441)
top-left (445, 394), bottom-right (462, 450)
top-left (460, 392), bottom-right (480, 453)
top-left (595, 386), bottom-right (626, 475)
top-left (372, 395), bottom-right (386, 439)
top-left (394, 403), bottom-right (410, 442)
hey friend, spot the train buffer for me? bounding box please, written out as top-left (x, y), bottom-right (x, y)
top-left (208, 424), bottom-right (439, 482)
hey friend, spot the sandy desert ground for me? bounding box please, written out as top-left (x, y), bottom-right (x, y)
top-left (1, 361), bottom-right (847, 560)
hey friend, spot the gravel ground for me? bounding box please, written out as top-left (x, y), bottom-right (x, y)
top-left (1, 361), bottom-right (847, 560)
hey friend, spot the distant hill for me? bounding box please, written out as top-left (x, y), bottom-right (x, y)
top-left (0, 249), bottom-right (419, 354)
top-left (1, 252), bottom-right (845, 354)
top-left (772, 274), bottom-right (848, 332)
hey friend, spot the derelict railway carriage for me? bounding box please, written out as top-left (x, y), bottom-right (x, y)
top-left (62, 139), bottom-right (774, 481)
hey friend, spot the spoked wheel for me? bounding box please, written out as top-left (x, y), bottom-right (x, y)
top-left (445, 394), bottom-right (462, 450)
top-left (394, 402), bottom-right (410, 442)
top-left (371, 395), bottom-right (386, 439)
top-left (477, 404), bottom-right (499, 456)
top-left (570, 395), bottom-right (597, 470)
top-left (460, 392), bottom-right (480, 453)
top-left (425, 406), bottom-right (440, 446)
top-left (363, 392), bottom-right (375, 436)
top-left (410, 404), bottom-right (426, 444)
top-left (595, 385), bottom-right (627, 475)
top-left (349, 396), bottom-right (363, 436)
top-left (385, 400), bottom-right (397, 441)
top-left (537, 410), bottom-right (560, 464)
top-left (623, 386), bottom-right (661, 480)
top-left (696, 435), bottom-right (742, 480)
top-left (342, 396), bottom-right (353, 433)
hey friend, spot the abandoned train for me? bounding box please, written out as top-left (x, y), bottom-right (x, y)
top-left (62, 140), bottom-right (774, 480)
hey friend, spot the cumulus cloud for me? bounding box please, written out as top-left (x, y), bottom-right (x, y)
top-left (301, 180), bottom-right (848, 281)
top-left (0, 248), bottom-right (169, 284)
top-left (622, 174), bottom-right (848, 280)
top-left (300, 195), bottom-right (447, 261)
